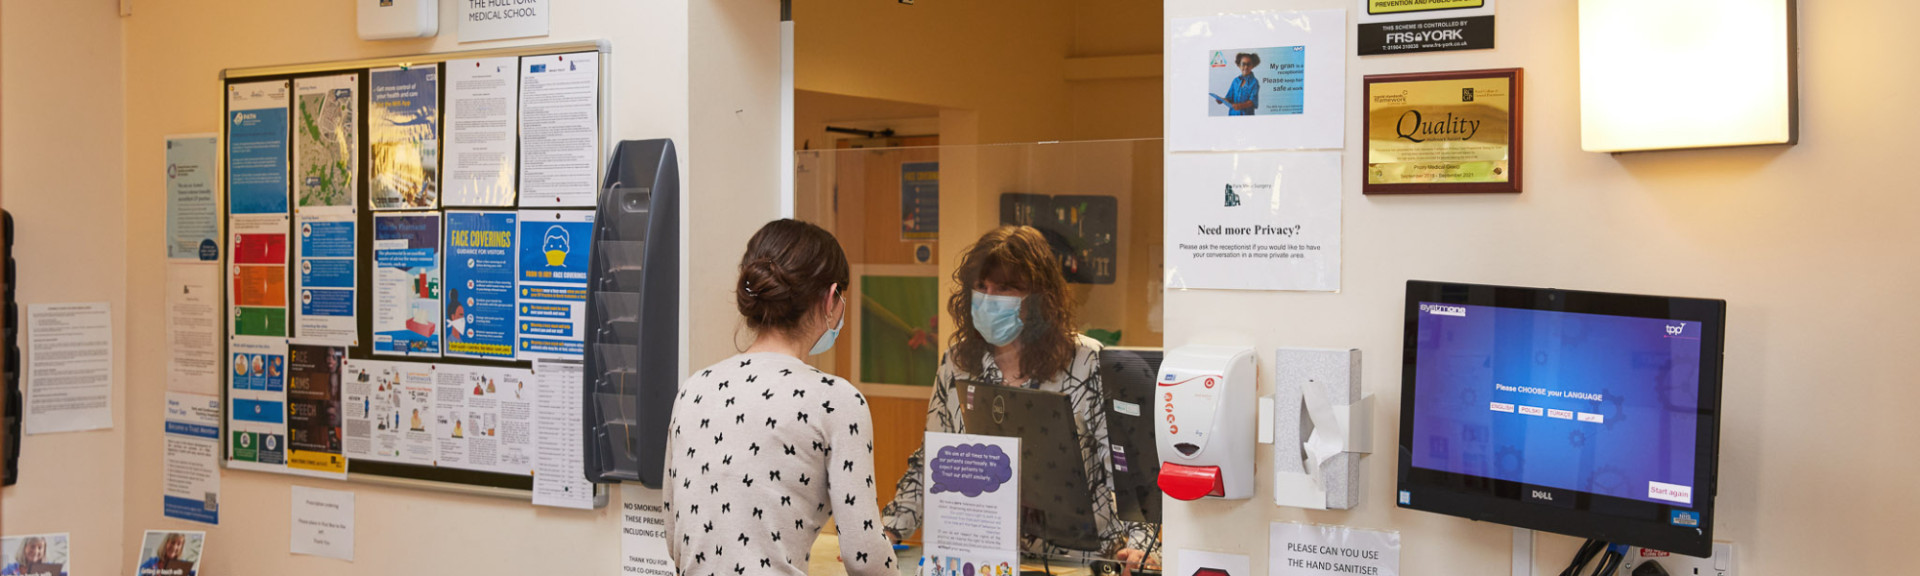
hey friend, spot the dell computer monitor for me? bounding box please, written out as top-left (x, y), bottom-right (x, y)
top-left (1100, 347), bottom-right (1165, 526)
top-left (1397, 280), bottom-right (1726, 557)
top-left (959, 382), bottom-right (1105, 553)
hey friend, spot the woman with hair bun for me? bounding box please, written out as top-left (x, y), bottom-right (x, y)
top-left (663, 219), bottom-right (895, 576)
top-left (880, 225), bottom-right (1160, 574)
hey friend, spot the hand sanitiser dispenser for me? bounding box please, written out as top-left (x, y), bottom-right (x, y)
top-left (1155, 345), bottom-right (1256, 500)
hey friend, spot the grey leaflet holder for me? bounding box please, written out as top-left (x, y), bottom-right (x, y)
top-left (583, 139), bottom-right (680, 487)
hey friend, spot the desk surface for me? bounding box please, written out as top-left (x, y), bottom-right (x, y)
top-left (808, 534), bottom-right (1099, 576)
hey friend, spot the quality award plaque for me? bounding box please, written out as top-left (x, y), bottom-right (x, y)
top-left (1363, 68), bottom-right (1522, 194)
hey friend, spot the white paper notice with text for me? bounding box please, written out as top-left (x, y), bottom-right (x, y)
top-left (532, 358), bottom-right (593, 508)
top-left (25, 302), bottom-right (114, 434)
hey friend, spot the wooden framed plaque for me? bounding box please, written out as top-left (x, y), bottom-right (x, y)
top-left (1363, 68), bottom-right (1522, 194)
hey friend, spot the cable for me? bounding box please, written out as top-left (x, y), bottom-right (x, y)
top-left (1589, 544), bottom-right (1629, 576)
top-left (1559, 539), bottom-right (1606, 576)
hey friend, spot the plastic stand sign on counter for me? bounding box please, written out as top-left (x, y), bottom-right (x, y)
top-left (919, 432), bottom-right (1021, 576)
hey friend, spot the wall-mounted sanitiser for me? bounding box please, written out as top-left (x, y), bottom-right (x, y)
top-left (1155, 345), bottom-right (1256, 501)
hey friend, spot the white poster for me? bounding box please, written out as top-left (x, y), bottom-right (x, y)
top-left (343, 359), bottom-right (436, 466)
top-left (1166, 151), bottom-right (1342, 291)
top-left (23, 303), bottom-right (113, 435)
top-left (1169, 10), bottom-right (1347, 151)
top-left (135, 530), bottom-right (205, 576)
top-left (164, 392), bottom-right (223, 526)
top-left (1179, 549), bottom-right (1252, 576)
top-left (290, 486), bottom-right (355, 562)
top-left (227, 337), bottom-right (289, 473)
top-left (166, 134), bottom-right (221, 261)
top-left (532, 358), bottom-right (593, 509)
top-left (518, 52), bottom-right (600, 207)
top-left (445, 57), bottom-right (521, 206)
top-left (428, 364), bottom-right (535, 474)
top-left (920, 432), bottom-right (1021, 576)
top-left (621, 485), bottom-right (677, 576)
top-left (1268, 522), bottom-right (1400, 576)
top-left (460, 0), bottom-right (550, 43)
top-left (167, 262), bottom-right (222, 396)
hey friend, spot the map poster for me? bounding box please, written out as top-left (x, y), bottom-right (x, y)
top-left (516, 210), bottom-right (592, 359)
top-left (372, 213), bottom-right (442, 357)
top-left (228, 80), bottom-right (290, 215)
top-left (227, 338), bottom-right (288, 473)
top-left (293, 74), bottom-right (358, 209)
top-left (295, 213), bottom-right (356, 345)
top-left (370, 66), bottom-right (441, 210)
top-left (286, 343), bottom-right (347, 477)
top-left (444, 211), bottom-right (519, 360)
top-left (343, 359), bottom-right (435, 466)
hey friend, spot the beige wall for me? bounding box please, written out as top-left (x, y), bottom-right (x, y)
top-left (1162, 2), bottom-right (1918, 575)
top-left (0, 0), bottom-right (128, 572)
top-left (12, 0), bottom-right (776, 573)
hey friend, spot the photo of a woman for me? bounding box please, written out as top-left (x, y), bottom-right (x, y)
top-left (1, 535), bottom-right (67, 576)
top-left (1214, 52), bottom-right (1261, 116)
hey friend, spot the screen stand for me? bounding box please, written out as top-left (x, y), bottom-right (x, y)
top-left (1512, 528), bottom-right (1535, 576)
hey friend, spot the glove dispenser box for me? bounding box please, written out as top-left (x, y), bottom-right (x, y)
top-left (1155, 345), bottom-right (1256, 500)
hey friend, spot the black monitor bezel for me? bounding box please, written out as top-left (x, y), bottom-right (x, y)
top-left (1396, 280), bottom-right (1726, 557)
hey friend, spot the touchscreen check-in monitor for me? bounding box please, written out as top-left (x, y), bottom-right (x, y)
top-left (1396, 280), bottom-right (1726, 557)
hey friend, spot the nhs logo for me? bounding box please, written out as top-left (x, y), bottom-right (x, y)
top-left (1420, 303), bottom-right (1466, 317)
top-left (1666, 322), bottom-right (1687, 336)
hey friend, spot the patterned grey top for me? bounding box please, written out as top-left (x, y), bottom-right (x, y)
top-left (880, 334), bottom-right (1160, 560)
top-left (663, 352), bottom-right (896, 576)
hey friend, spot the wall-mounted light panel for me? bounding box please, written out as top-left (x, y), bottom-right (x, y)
top-left (1579, 0), bottom-right (1796, 152)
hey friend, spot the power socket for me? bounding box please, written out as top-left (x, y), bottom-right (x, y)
top-left (1620, 543), bottom-right (1734, 576)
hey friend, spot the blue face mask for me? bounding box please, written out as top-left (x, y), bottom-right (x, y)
top-left (809, 301), bottom-right (844, 356)
top-left (971, 291), bottom-right (1025, 347)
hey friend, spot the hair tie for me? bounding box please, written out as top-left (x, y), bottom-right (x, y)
top-left (742, 281), bottom-right (755, 296)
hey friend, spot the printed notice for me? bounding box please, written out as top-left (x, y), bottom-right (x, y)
top-left (1166, 151), bottom-right (1343, 291)
top-left (229, 80), bottom-right (291, 215)
top-left (166, 134), bottom-right (221, 261)
top-left (920, 432), bottom-right (1022, 574)
top-left (444, 211), bottom-right (518, 360)
top-left (290, 485), bottom-right (355, 561)
top-left (228, 338), bottom-right (289, 473)
top-left (24, 303), bottom-right (114, 435)
top-left (431, 364), bottom-right (535, 474)
top-left (371, 66), bottom-right (441, 210)
top-left (445, 57), bottom-right (520, 206)
top-left (532, 358), bottom-right (593, 508)
top-left (286, 344), bottom-right (348, 477)
top-left (622, 485), bottom-right (677, 576)
top-left (295, 213), bottom-right (356, 345)
top-left (343, 359), bottom-right (435, 466)
top-left (372, 213), bottom-right (443, 357)
top-left (516, 210), bottom-right (592, 359)
top-left (1269, 522), bottom-right (1400, 576)
top-left (167, 262), bottom-right (222, 396)
top-left (164, 392), bottom-right (223, 525)
top-left (518, 52), bottom-right (600, 206)
top-left (230, 216), bottom-right (290, 338)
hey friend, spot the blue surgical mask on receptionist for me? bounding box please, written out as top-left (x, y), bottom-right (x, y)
top-left (809, 307), bottom-right (844, 356)
top-left (971, 291), bottom-right (1025, 347)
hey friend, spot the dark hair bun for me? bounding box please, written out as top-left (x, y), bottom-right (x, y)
top-left (735, 219), bottom-right (851, 334)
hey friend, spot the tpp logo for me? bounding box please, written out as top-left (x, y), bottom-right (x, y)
top-left (1666, 322), bottom-right (1687, 336)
